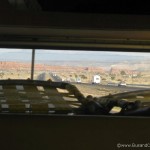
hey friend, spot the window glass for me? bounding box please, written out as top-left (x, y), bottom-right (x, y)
top-left (0, 49), bottom-right (150, 116)
top-left (0, 49), bottom-right (32, 80)
top-left (35, 50), bottom-right (150, 96)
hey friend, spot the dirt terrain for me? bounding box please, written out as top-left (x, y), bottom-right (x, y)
top-left (0, 61), bottom-right (150, 85)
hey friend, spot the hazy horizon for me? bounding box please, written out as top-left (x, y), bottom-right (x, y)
top-left (0, 49), bottom-right (149, 67)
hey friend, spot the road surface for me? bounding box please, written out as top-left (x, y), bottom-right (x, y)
top-left (37, 72), bottom-right (150, 93)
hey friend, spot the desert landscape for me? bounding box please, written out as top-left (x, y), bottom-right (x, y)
top-left (0, 60), bottom-right (149, 85)
top-left (0, 60), bottom-right (149, 100)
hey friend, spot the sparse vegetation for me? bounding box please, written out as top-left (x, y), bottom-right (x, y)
top-left (0, 61), bottom-right (150, 85)
top-left (111, 76), bottom-right (115, 80)
top-left (120, 70), bottom-right (126, 75)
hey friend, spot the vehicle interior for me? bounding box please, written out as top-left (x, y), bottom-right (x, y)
top-left (0, 0), bottom-right (150, 150)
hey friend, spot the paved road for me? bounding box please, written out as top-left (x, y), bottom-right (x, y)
top-left (74, 82), bottom-right (150, 92)
top-left (37, 72), bottom-right (149, 92)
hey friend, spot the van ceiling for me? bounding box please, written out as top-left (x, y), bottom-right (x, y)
top-left (0, 0), bottom-right (150, 51)
top-left (37, 0), bottom-right (150, 15)
top-left (7, 0), bottom-right (150, 15)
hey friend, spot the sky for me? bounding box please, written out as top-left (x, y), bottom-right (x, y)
top-left (0, 49), bottom-right (149, 66)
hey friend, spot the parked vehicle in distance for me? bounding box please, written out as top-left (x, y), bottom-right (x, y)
top-left (52, 73), bottom-right (57, 76)
top-left (92, 75), bottom-right (101, 84)
top-left (76, 77), bottom-right (81, 83)
top-left (118, 81), bottom-right (127, 86)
